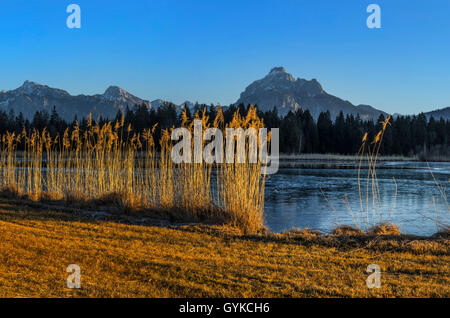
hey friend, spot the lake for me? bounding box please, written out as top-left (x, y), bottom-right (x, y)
top-left (264, 162), bottom-right (450, 236)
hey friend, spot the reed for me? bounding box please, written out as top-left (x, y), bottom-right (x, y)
top-left (0, 107), bottom-right (267, 234)
top-left (322, 117), bottom-right (396, 233)
top-left (354, 115), bottom-right (396, 231)
top-left (217, 107), bottom-right (267, 234)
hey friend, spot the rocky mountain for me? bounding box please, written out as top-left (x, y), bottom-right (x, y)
top-left (237, 67), bottom-right (388, 120)
top-left (0, 81), bottom-right (171, 121)
top-left (2, 74), bottom-right (449, 123)
top-left (99, 85), bottom-right (145, 107)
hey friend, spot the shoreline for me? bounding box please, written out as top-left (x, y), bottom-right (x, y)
top-left (279, 153), bottom-right (450, 162)
top-left (1, 195), bottom-right (448, 239)
top-left (278, 154), bottom-right (450, 169)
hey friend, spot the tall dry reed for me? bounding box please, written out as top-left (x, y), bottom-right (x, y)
top-left (0, 107), bottom-right (267, 234)
top-left (352, 115), bottom-right (396, 230)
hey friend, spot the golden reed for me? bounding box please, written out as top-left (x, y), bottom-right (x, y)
top-left (0, 107), bottom-right (267, 234)
top-left (354, 115), bottom-right (395, 230)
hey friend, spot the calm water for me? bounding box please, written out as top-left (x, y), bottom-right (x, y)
top-left (264, 162), bottom-right (450, 236)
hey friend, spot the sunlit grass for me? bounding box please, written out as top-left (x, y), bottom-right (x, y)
top-left (0, 199), bottom-right (447, 298)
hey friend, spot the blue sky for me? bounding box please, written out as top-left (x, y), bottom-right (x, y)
top-left (0, 0), bottom-right (449, 114)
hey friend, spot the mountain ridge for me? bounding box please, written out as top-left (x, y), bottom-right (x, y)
top-left (1, 71), bottom-right (449, 121)
top-left (422, 106), bottom-right (450, 120)
top-left (0, 81), bottom-right (169, 121)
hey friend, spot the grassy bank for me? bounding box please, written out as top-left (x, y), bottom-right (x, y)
top-left (0, 198), bottom-right (448, 298)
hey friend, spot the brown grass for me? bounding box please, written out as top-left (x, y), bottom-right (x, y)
top-left (0, 199), bottom-right (448, 298)
top-left (331, 224), bottom-right (400, 236)
top-left (332, 225), bottom-right (364, 236)
top-left (367, 223), bottom-right (401, 236)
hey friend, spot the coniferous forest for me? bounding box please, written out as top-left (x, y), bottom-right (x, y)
top-left (0, 102), bottom-right (449, 158)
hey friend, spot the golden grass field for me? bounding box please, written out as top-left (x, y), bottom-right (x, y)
top-left (0, 197), bottom-right (448, 298)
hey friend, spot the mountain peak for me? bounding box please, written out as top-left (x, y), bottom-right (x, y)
top-left (269, 67), bottom-right (287, 74)
top-left (22, 80), bottom-right (39, 86)
top-left (103, 86), bottom-right (127, 98)
top-left (102, 85), bottom-right (146, 108)
top-left (20, 80), bottom-right (43, 90)
top-left (13, 80), bottom-right (70, 97)
top-left (237, 67), bottom-right (387, 120)
top-left (265, 66), bottom-right (296, 83)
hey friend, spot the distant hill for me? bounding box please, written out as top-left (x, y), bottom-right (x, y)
top-left (236, 67), bottom-right (388, 120)
top-left (423, 107), bottom-right (450, 121)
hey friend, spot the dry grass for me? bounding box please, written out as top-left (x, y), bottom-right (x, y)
top-left (332, 225), bottom-right (364, 236)
top-left (367, 223), bottom-right (401, 236)
top-left (331, 224), bottom-right (400, 236)
top-left (0, 199), bottom-right (448, 298)
top-left (0, 107), bottom-right (267, 234)
top-left (354, 116), bottom-right (395, 230)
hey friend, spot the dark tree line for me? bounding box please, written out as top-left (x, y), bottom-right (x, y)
top-left (0, 103), bottom-right (449, 157)
top-left (270, 108), bottom-right (450, 157)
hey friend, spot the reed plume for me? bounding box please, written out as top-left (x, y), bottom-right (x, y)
top-left (0, 107), bottom-right (267, 234)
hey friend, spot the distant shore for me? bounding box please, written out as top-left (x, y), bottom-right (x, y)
top-left (278, 153), bottom-right (450, 169)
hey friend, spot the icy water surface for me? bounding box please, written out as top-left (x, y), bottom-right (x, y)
top-left (264, 162), bottom-right (450, 236)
